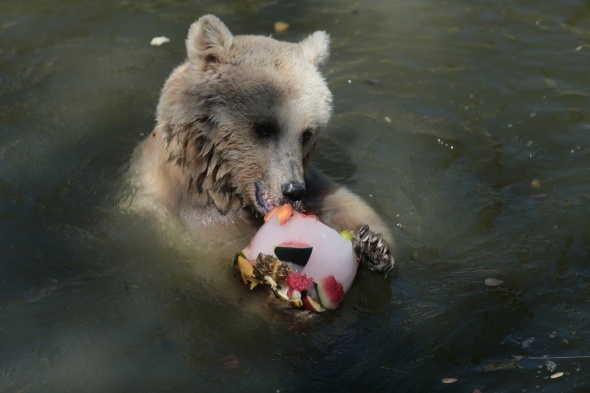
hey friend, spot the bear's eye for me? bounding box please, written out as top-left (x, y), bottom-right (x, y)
top-left (254, 123), bottom-right (277, 139)
top-left (301, 129), bottom-right (314, 145)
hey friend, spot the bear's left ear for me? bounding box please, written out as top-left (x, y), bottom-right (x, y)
top-left (299, 31), bottom-right (330, 67)
top-left (186, 14), bottom-right (234, 66)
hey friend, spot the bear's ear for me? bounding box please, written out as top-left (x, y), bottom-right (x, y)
top-left (299, 31), bottom-right (330, 66)
top-left (186, 15), bottom-right (233, 66)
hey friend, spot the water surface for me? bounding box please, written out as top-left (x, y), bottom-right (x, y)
top-left (1, 0), bottom-right (589, 392)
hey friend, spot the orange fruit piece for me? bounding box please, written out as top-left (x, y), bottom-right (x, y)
top-left (236, 254), bottom-right (258, 289)
top-left (264, 204), bottom-right (293, 225)
top-left (264, 206), bottom-right (279, 222)
top-left (276, 204), bottom-right (293, 225)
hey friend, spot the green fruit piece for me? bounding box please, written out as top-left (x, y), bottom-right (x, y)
top-left (339, 230), bottom-right (353, 241)
top-left (274, 244), bottom-right (313, 266)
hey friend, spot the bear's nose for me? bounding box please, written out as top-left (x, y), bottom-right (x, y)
top-left (281, 182), bottom-right (306, 202)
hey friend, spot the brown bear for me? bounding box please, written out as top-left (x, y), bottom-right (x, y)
top-left (130, 15), bottom-right (394, 273)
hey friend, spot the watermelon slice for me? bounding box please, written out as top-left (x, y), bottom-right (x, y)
top-left (274, 243), bottom-right (313, 266)
top-left (315, 275), bottom-right (344, 309)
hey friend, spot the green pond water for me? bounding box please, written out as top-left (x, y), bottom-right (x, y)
top-left (1, 0), bottom-right (589, 392)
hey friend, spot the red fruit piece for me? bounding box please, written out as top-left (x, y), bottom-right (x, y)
top-left (304, 211), bottom-right (318, 219)
top-left (285, 272), bottom-right (313, 291)
top-left (316, 275), bottom-right (344, 310)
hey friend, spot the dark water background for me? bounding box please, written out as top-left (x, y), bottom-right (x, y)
top-left (1, 0), bottom-right (589, 392)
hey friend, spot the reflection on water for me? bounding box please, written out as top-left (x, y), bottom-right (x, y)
top-left (1, 0), bottom-right (589, 391)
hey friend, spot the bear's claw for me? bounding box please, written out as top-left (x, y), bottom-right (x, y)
top-left (352, 225), bottom-right (395, 277)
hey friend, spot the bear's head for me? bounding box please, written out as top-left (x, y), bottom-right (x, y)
top-left (157, 15), bottom-right (333, 216)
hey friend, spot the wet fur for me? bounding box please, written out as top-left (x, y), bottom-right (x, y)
top-left (130, 15), bottom-right (393, 247)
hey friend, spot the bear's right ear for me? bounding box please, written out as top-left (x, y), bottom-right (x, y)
top-left (299, 31), bottom-right (330, 67)
top-left (186, 15), bottom-right (233, 67)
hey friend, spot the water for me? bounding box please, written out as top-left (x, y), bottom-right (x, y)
top-left (1, 0), bottom-right (589, 391)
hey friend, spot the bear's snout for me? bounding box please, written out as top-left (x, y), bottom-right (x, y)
top-left (281, 182), bottom-right (306, 202)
